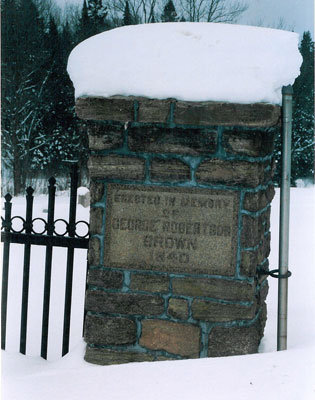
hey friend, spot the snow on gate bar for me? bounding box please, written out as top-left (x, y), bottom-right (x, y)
top-left (67, 22), bottom-right (302, 365)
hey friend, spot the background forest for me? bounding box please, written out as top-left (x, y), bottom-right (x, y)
top-left (1, 0), bottom-right (314, 195)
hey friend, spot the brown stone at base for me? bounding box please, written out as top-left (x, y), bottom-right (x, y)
top-left (208, 304), bottom-right (267, 357)
top-left (84, 314), bottom-right (137, 345)
top-left (140, 319), bottom-right (200, 357)
top-left (192, 300), bottom-right (256, 322)
top-left (85, 347), bottom-right (155, 365)
top-left (208, 323), bottom-right (261, 357)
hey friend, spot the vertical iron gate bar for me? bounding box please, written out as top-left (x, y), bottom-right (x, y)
top-left (82, 261), bottom-right (90, 338)
top-left (62, 164), bottom-right (78, 356)
top-left (20, 187), bottom-right (34, 354)
top-left (1, 194), bottom-right (12, 350)
top-left (41, 177), bottom-right (56, 359)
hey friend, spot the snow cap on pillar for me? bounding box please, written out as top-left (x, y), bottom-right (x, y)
top-left (67, 22), bottom-right (302, 105)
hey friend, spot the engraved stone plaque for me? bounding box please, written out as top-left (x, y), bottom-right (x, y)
top-left (104, 184), bottom-right (240, 275)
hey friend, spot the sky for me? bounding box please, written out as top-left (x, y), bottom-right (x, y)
top-left (55, 0), bottom-right (314, 39)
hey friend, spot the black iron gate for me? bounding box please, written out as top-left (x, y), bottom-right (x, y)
top-left (1, 165), bottom-right (89, 359)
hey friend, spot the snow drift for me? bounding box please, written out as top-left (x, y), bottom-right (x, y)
top-left (67, 22), bottom-right (302, 105)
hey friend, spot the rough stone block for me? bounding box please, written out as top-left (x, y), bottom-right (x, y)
top-left (85, 347), bottom-right (155, 365)
top-left (172, 277), bottom-right (255, 302)
top-left (155, 355), bottom-right (178, 361)
top-left (85, 291), bottom-right (164, 316)
top-left (140, 319), bottom-right (200, 357)
top-left (76, 96), bottom-right (134, 121)
top-left (84, 314), bottom-right (137, 345)
top-left (242, 211), bottom-right (270, 248)
top-left (173, 101), bottom-right (281, 127)
top-left (192, 300), bottom-right (256, 322)
top-left (241, 231), bottom-right (271, 276)
top-left (88, 155), bottom-right (145, 180)
top-left (89, 207), bottom-right (103, 235)
top-left (167, 298), bottom-right (189, 320)
top-left (243, 185), bottom-right (275, 212)
top-left (137, 98), bottom-right (172, 123)
top-left (87, 121), bottom-right (124, 150)
top-left (222, 130), bottom-right (275, 157)
top-left (77, 97), bottom-right (280, 127)
top-left (130, 273), bottom-right (169, 293)
top-left (90, 180), bottom-right (105, 204)
top-left (208, 323), bottom-right (261, 357)
top-left (88, 236), bottom-right (101, 266)
top-left (196, 159), bottom-right (265, 188)
top-left (128, 125), bottom-right (217, 155)
top-left (151, 158), bottom-right (190, 181)
top-left (88, 269), bottom-right (123, 289)
top-left (240, 250), bottom-right (258, 277)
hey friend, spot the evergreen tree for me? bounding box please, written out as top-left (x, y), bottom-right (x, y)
top-left (123, 1), bottom-right (133, 25)
top-left (1, 0), bottom-right (48, 194)
top-left (274, 31), bottom-right (314, 185)
top-left (32, 17), bottom-right (87, 176)
top-left (161, 0), bottom-right (178, 22)
top-left (87, 0), bottom-right (108, 35)
top-left (291, 31), bottom-right (314, 182)
top-left (77, 0), bottom-right (91, 43)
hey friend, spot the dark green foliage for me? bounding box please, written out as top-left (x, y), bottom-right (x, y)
top-left (123, 1), bottom-right (133, 26)
top-left (1, 0), bottom-right (88, 194)
top-left (161, 0), bottom-right (178, 22)
top-left (87, 0), bottom-right (108, 35)
top-left (1, 0), bottom-right (48, 194)
top-left (77, 0), bottom-right (91, 42)
top-left (274, 31), bottom-right (314, 185)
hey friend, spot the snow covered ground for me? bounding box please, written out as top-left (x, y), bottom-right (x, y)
top-left (2, 186), bottom-right (315, 400)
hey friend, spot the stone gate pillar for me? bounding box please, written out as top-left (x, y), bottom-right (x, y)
top-left (77, 97), bottom-right (279, 365)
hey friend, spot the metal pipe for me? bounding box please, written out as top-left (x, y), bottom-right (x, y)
top-left (277, 85), bottom-right (293, 351)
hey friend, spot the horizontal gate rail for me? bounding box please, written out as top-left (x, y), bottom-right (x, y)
top-left (1, 232), bottom-right (89, 248)
top-left (1, 164), bottom-right (89, 359)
